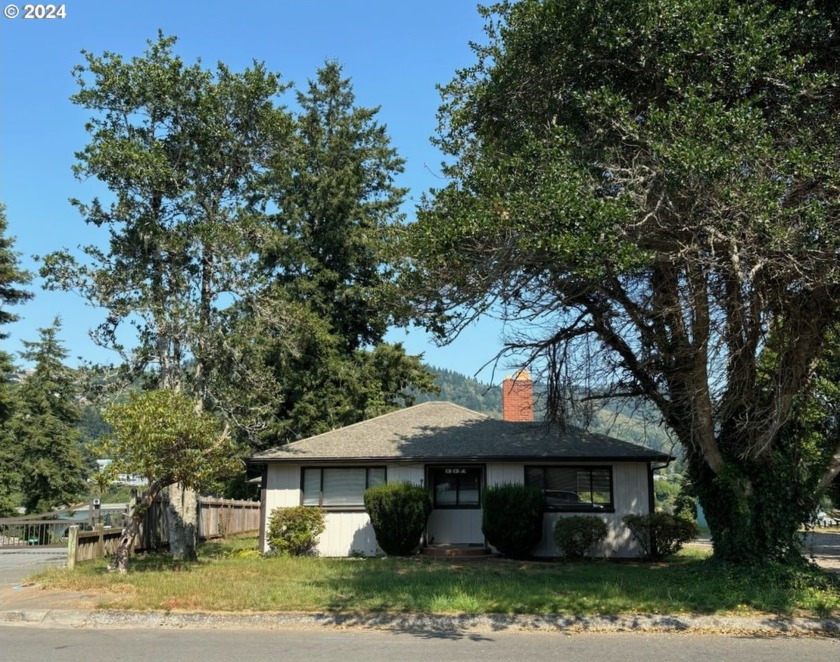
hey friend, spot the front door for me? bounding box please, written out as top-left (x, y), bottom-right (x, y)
top-left (425, 466), bottom-right (484, 545)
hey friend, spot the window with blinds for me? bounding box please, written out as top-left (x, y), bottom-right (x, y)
top-left (301, 467), bottom-right (386, 508)
top-left (524, 466), bottom-right (614, 511)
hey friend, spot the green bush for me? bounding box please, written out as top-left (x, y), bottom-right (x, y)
top-left (267, 506), bottom-right (325, 556)
top-left (481, 483), bottom-right (543, 559)
top-left (623, 512), bottom-right (699, 560)
top-left (364, 482), bottom-right (432, 556)
top-left (553, 516), bottom-right (608, 559)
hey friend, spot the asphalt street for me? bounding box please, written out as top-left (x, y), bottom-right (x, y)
top-left (0, 626), bottom-right (838, 661)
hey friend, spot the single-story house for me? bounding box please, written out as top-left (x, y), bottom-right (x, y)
top-left (249, 373), bottom-right (671, 557)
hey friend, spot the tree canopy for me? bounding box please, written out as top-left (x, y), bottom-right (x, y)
top-left (42, 36), bottom-right (435, 458)
top-left (408, 0), bottom-right (840, 563)
top-left (0, 204), bottom-right (32, 516)
top-left (15, 318), bottom-right (89, 514)
top-left (258, 62), bottom-right (436, 445)
top-left (100, 388), bottom-right (237, 571)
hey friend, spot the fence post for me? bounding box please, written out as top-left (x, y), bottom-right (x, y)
top-left (97, 523), bottom-right (105, 559)
top-left (66, 525), bottom-right (79, 570)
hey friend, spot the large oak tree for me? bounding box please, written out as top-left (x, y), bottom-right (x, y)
top-left (408, 0), bottom-right (840, 563)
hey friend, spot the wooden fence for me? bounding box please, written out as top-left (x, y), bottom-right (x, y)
top-left (0, 503), bottom-right (133, 550)
top-left (70, 526), bottom-right (125, 567)
top-left (198, 497), bottom-right (261, 540)
top-left (130, 495), bottom-right (261, 551)
top-left (66, 495), bottom-right (260, 566)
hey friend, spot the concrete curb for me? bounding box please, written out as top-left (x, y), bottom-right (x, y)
top-left (2, 608), bottom-right (839, 637)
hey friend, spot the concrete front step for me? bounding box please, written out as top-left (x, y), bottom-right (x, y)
top-left (421, 544), bottom-right (492, 558)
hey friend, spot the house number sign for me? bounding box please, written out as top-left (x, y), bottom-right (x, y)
top-left (444, 468), bottom-right (468, 474)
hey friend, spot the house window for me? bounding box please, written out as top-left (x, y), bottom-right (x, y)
top-left (301, 467), bottom-right (386, 508)
top-left (430, 467), bottom-right (481, 509)
top-left (525, 466), bottom-right (614, 512)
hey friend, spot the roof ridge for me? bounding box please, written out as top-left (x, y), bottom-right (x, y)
top-left (256, 400), bottom-right (488, 456)
top-left (420, 400), bottom-right (492, 420)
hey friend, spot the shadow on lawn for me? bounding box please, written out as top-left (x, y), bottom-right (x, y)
top-left (310, 553), bottom-right (840, 621)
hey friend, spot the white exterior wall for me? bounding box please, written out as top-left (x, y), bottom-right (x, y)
top-left (316, 462), bottom-right (424, 557)
top-left (426, 508), bottom-right (484, 544)
top-left (262, 462), bottom-right (424, 556)
top-left (262, 461), bottom-right (651, 557)
top-left (531, 462), bottom-right (650, 558)
top-left (426, 463), bottom-right (525, 545)
top-left (261, 464), bottom-right (302, 553)
top-left (318, 512), bottom-right (381, 556)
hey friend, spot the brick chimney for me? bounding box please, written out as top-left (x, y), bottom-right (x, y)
top-left (502, 370), bottom-right (534, 422)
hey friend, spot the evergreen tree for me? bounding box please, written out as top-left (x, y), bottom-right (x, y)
top-left (15, 318), bottom-right (88, 513)
top-left (0, 204), bottom-right (32, 516)
top-left (39, 34), bottom-right (291, 556)
top-left (259, 63), bottom-right (436, 446)
top-left (264, 62), bottom-right (406, 351)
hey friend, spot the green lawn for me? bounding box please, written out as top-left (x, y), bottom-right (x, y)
top-left (32, 536), bottom-right (840, 617)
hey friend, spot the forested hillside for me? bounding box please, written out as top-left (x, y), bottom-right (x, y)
top-left (416, 366), bottom-right (675, 456)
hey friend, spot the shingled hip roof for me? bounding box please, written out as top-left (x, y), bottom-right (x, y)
top-left (249, 401), bottom-right (672, 464)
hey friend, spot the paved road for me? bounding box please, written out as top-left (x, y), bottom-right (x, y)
top-left (0, 627), bottom-right (838, 662)
top-left (0, 548), bottom-right (66, 589)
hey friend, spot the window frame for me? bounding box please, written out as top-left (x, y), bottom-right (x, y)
top-left (524, 465), bottom-right (615, 513)
top-left (300, 466), bottom-right (387, 510)
top-left (429, 466), bottom-right (483, 509)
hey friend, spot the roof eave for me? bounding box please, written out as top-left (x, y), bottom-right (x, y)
top-left (248, 453), bottom-right (674, 465)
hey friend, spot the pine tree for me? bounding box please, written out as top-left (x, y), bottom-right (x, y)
top-left (0, 204), bottom-right (32, 516)
top-left (264, 61), bottom-right (406, 351)
top-left (15, 318), bottom-right (88, 513)
top-left (258, 63), bottom-right (436, 446)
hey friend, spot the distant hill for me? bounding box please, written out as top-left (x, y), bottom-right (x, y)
top-left (416, 365), bottom-right (677, 456)
top-left (413, 366), bottom-right (503, 416)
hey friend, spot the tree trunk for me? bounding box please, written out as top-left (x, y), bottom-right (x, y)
top-left (686, 442), bottom-right (818, 565)
top-left (110, 487), bottom-right (159, 574)
top-left (110, 514), bottom-right (141, 574)
top-left (165, 483), bottom-right (198, 561)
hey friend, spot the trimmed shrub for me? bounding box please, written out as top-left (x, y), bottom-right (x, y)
top-left (553, 516), bottom-right (608, 559)
top-left (623, 512), bottom-right (699, 560)
top-left (364, 482), bottom-right (432, 556)
top-left (481, 483), bottom-right (543, 559)
top-left (267, 506), bottom-right (325, 556)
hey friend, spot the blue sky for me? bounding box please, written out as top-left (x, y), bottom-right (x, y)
top-left (0, 1), bottom-right (508, 382)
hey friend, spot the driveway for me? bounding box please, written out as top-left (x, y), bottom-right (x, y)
top-left (0, 548), bottom-right (66, 589)
top-left (803, 530), bottom-right (840, 573)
